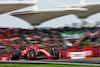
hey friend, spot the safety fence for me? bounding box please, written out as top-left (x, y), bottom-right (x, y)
top-left (0, 54), bottom-right (10, 61)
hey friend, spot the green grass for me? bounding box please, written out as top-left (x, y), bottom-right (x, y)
top-left (85, 57), bottom-right (100, 59)
top-left (0, 64), bottom-right (99, 67)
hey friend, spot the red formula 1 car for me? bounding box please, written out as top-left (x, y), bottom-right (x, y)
top-left (10, 45), bottom-right (59, 60)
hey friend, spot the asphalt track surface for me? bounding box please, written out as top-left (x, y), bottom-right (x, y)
top-left (0, 59), bottom-right (100, 66)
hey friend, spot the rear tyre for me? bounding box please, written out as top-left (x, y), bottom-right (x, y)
top-left (51, 48), bottom-right (59, 60)
top-left (10, 49), bottom-right (20, 60)
top-left (27, 49), bottom-right (36, 60)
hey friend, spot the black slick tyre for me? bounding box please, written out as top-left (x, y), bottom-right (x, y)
top-left (10, 49), bottom-right (20, 60)
top-left (51, 48), bottom-right (59, 60)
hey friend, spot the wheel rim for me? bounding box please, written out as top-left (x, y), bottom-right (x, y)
top-left (31, 53), bottom-right (34, 58)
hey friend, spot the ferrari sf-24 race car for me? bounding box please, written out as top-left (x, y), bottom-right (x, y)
top-left (10, 45), bottom-right (60, 60)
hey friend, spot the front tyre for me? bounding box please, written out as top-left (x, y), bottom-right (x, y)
top-left (51, 48), bottom-right (59, 60)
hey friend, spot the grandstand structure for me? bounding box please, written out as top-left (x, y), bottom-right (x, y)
top-left (9, 0), bottom-right (100, 27)
top-left (0, 0), bottom-right (99, 27)
top-left (11, 8), bottom-right (87, 25)
top-left (0, 0), bottom-right (35, 14)
top-left (61, 2), bottom-right (100, 27)
top-left (61, 2), bottom-right (100, 19)
top-left (9, 0), bottom-right (88, 25)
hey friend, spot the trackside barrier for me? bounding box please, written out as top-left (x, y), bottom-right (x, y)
top-left (59, 49), bottom-right (67, 59)
top-left (93, 47), bottom-right (100, 57)
top-left (66, 48), bottom-right (78, 59)
top-left (59, 47), bottom-right (94, 59)
top-left (98, 46), bottom-right (100, 57)
top-left (0, 54), bottom-right (10, 61)
top-left (82, 47), bottom-right (93, 58)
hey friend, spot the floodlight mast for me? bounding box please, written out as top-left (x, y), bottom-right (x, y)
top-left (33, 0), bottom-right (38, 10)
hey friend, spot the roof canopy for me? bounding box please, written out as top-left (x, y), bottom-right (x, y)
top-left (61, 2), bottom-right (100, 18)
top-left (0, 1), bottom-right (34, 14)
top-left (11, 8), bottom-right (87, 25)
